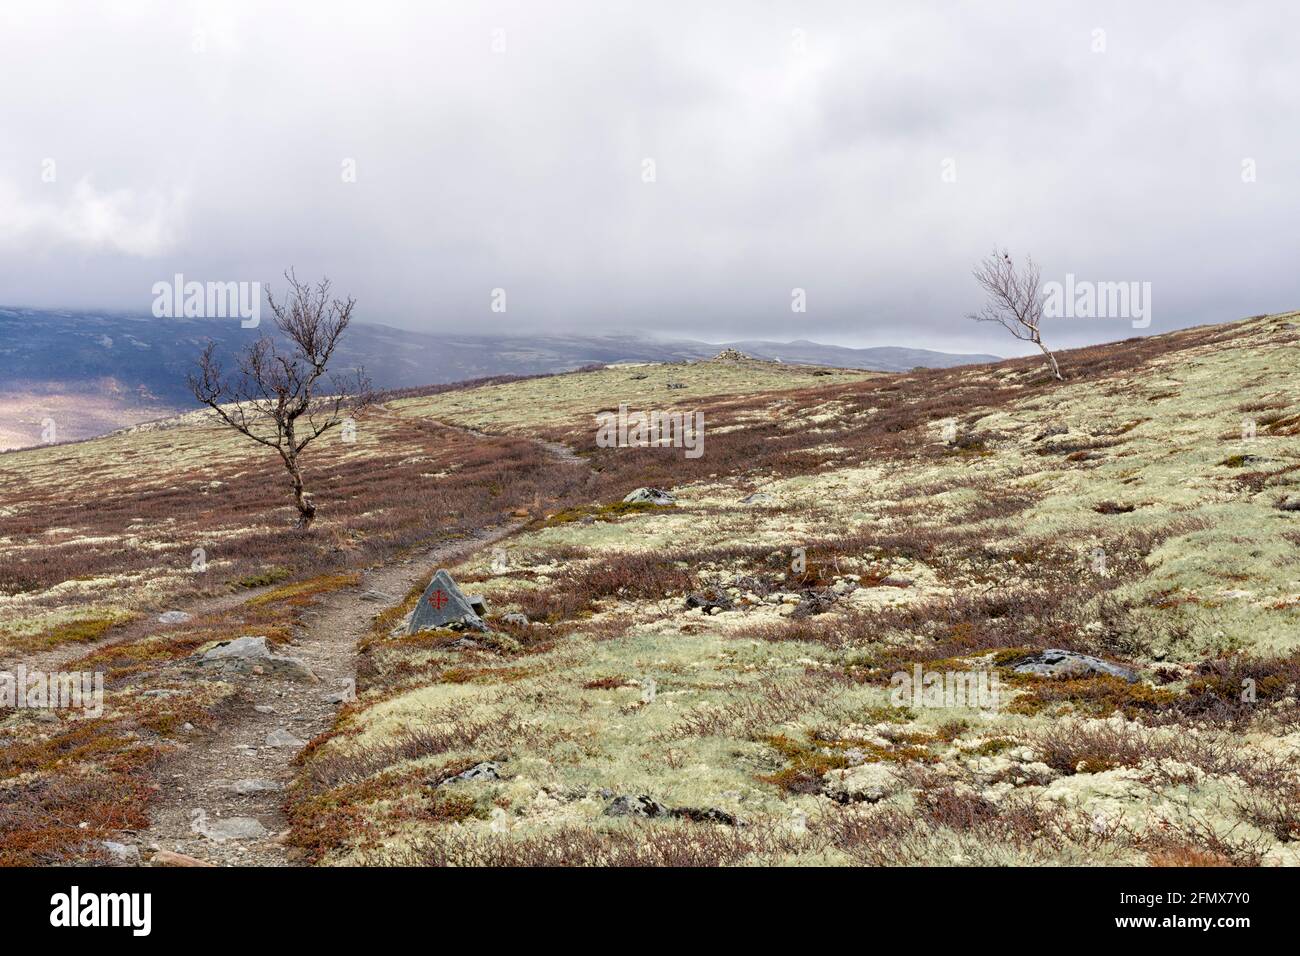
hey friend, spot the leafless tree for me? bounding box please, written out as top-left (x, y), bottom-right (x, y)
top-left (968, 249), bottom-right (1062, 380)
top-left (188, 271), bottom-right (372, 528)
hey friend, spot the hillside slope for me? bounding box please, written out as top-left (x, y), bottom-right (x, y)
top-left (2, 312), bottom-right (1299, 867)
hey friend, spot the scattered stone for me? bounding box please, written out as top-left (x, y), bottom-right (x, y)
top-left (1011, 648), bottom-right (1138, 683)
top-left (408, 569), bottom-right (489, 634)
top-left (685, 590), bottom-right (732, 612)
top-left (321, 686), bottom-right (354, 704)
top-left (623, 487), bottom-right (676, 505)
top-left (604, 794), bottom-right (670, 818)
top-left (790, 590), bottom-right (836, 618)
top-left (195, 636), bottom-right (318, 683)
top-left (265, 727), bottom-right (306, 748)
top-left (253, 704), bottom-right (275, 714)
top-left (823, 764), bottom-right (900, 803)
top-left (500, 612), bottom-right (530, 626)
top-left (1279, 494), bottom-right (1300, 512)
top-left (151, 849), bottom-right (216, 868)
top-left (158, 610), bottom-right (192, 625)
top-left (670, 806), bottom-right (742, 826)
top-left (100, 840), bottom-right (140, 864)
top-left (439, 761), bottom-right (503, 786)
top-left (740, 492), bottom-right (773, 505)
top-left (192, 813), bottom-right (268, 842)
top-left (603, 793), bottom-right (742, 825)
top-left (359, 589), bottom-right (396, 603)
top-left (227, 778), bottom-right (282, 795)
top-left (666, 382), bottom-right (686, 390)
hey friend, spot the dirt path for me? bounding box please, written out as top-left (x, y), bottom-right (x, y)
top-left (135, 523), bottom-right (520, 867)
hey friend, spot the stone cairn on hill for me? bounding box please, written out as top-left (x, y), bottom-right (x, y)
top-left (711, 348), bottom-right (750, 362)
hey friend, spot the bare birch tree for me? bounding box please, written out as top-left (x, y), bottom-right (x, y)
top-left (968, 249), bottom-right (1062, 380)
top-left (188, 271), bottom-right (372, 528)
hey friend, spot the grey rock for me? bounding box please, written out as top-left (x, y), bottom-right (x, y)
top-left (1011, 648), bottom-right (1138, 683)
top-left (196, 637), bottom-right (318, 683)
top-left (465, 595), bottom-right (488, 617)
top-left (740, 492), bottom-right (773, 505)
top-left (685, 590), bottom-right (732, 612)
top-left (101, 840), bottom-right (141, 864)
top-left (197, 816), bottom-right (268, 841)
top-left (228, 778), bottom-right (282, 795)
top-left (622, 487), bottom-right (677, 506)
top-left (322, 687), bottom-right (354, 704)
top-left (1278, 494), bottom-right (1300, 512)
top-left (253, 704), bottom-right (275, 714)
top-left (790, 591), bottom-right (836, 618)
top-left (408, 569), bottom-right (489, 635)
top-left (604, 794), bottom-right (670, 818)
top-left (265, 728), bottom-right (307, 748)
top-left (670, 806), bottom-right (742, 826)
top-left (158, 610), bottom-right (192, 625)
top-left (440, 761), bottom-right (503, 786)
top-left (500, 612), bottom-right (530, 626)
top-left (359, 589), bottom-right (397, 603)
top-left (823, 764), bottom-right (900, 804)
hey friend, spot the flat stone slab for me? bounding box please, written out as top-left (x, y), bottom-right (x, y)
top-left (408, 569), bottom-right (488, 634)
top-left (195, 636), bottom-right (318, 683)
top-left (1011, 649), bottom-right (1138, 683)
top-left (623, 487), bottom-right (676, 505)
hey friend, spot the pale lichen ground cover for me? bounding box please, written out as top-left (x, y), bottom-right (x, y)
top-left (300, 313), bottom-right (1300, 866)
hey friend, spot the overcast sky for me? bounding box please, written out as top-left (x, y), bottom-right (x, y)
top-left (1, 1), bottom-right (1297, 354)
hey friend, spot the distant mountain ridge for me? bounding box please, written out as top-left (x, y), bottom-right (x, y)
top-left (0, 307), bottom-right (997, 448)
top-left (0, 307), bottom-right (997, 402)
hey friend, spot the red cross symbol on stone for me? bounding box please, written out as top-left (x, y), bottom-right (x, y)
top-left (427, 589), bottom-right (449, 610)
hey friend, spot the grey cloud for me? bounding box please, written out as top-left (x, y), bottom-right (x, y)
top-left (0, 0), bottom-right (1296, 358)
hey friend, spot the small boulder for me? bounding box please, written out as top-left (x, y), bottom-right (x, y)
top-left (500, 612), bottom-right (530, 627)
top-left (193, 815), bottom-right (269, 842)
top-left (823, 764), bottom-right (900, 804)
top-left (684, 590), bottom-right (732, 612)
top-left (227, 778), bottom-right (282, 795)
top-left (265, 728), bottom-right (306, 748)
top-left (439, 761), bottom-right (503, 786)
top-left (740, 492), bottom-right (773, 505)
top-left (670, 806), bottom-right (742, 826)
top-left (604, 794), bottom-right (670, 818)
top-left (196, 636), bottom-right (318, 683)
top-left (1011, 648), bottom-right (1138, 683)
top-left (100, 840), bottom-right (141, 865)
top-left (623, 487), bottom-right (676, 505)
top-left (1278, 494), bottom-right (1300, 512)
top-left (408, 570), bottom-right (489, 635)
top-left (158, 611), bottom-right (192, 625)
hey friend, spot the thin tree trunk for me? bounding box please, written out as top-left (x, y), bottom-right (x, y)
top-left (1036, 340), bottom-right (1063, 381)
top-left (284, 451), bottom-right (316, 528)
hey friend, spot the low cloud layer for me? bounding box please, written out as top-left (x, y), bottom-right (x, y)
top-left (1, 0), bottom-right (1296, 355)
